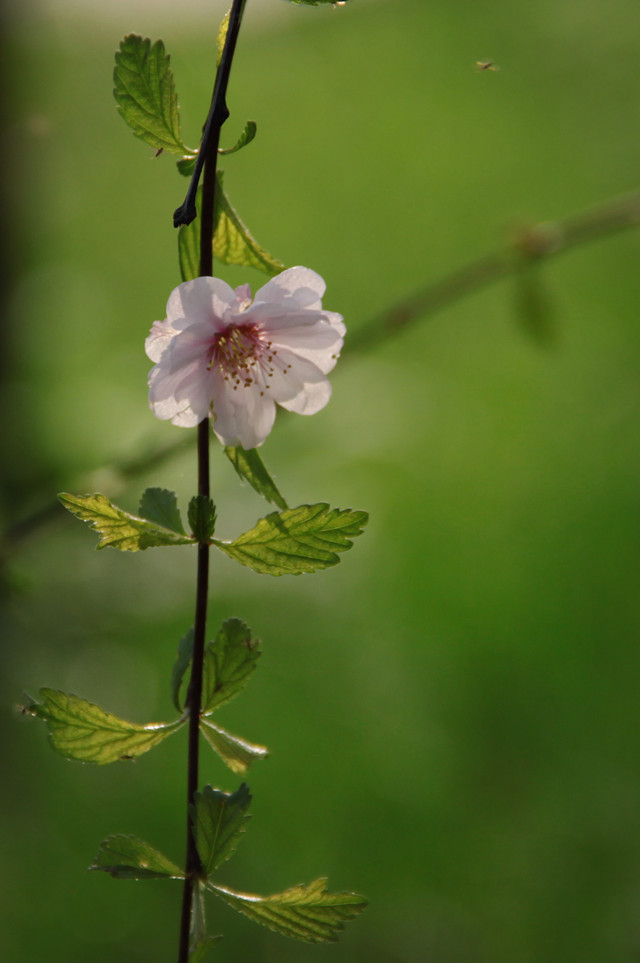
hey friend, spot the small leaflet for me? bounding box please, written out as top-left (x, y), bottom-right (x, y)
top-left (59, 492), bottom-right (194, 551)
top-left (201, 618), bottom-right (261, 714)
top-left (200, 720), bottom-right (268, 775)
top-left (219, 121), bottom-right (258, 155)
top-left (190, 784), bottom-right (252, 876)
top-left (208, 877), bottom-right (367, 942)
top-left (224, 446), bottom-right (288, 511)
top-left (139, 487), bottom-right (187, 534)
top-left (188, 495), bottom-right (217, 541)
top-left (113, 35), bottom-right (189, 154)
top-left (91, 834), bottom-right (184, 879)
top-left (212, 504), bottom-right (369, 576)
top-left (178, 178), bottom-right (286, 282)
top-left (25, 689), bottom-right (185, 764)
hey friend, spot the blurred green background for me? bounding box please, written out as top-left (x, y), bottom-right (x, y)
top-left (2, 0), bottom-right (640, 960)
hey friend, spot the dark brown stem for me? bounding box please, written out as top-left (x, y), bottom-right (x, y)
top-left (173, 0), bottom-right (248, 229)
top-left (176, 2), bottom-right (247, 960)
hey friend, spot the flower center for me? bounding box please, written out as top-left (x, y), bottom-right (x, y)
top-left (208, 323), bottom-right (277, 390)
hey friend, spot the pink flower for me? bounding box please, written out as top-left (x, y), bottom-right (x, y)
top-left (146, 267), bottom-right (346, 449)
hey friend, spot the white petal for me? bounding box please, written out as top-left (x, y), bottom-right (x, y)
top-left (265, 320), bottom-right (344, 375)
top-left (163, 323), bottom-right (214, 373)
top-left (279, 377), bottom-right (332, 415)
top-left (146, 319), bottom-right (178, 363)
top-left (210, 370), bottom-right (276, 449)
top-left (267, 350), bottom-right (332, 415)
top-left (166, 276), bottom-right (239, 329)
top-left (170, 407), bottom-right (201, 428)
top-left (254, 266), bottom-right (326, 310)
top-left (148, 366), bottom-right (200, 426)
top-left (174, 364), bottom-right (216, 420)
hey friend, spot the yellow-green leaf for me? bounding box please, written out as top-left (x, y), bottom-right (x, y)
top-left (59, 492), bottom-right (194, 551)
top-left (25, 688), bottom-right (185, 764)
top-left (208, 877), bottom-right (367, 942)
top-left (200, 720), bottom-right (268, 775)
top-left (91, 834), bottom-right (184, 879)
top-left (113, 35), bottom-right (188, 154)
top-left (213, 504), bottom-right (368, 575)
top-left (178, 177), bottom-right (285, 282)
top-left (191, 784), bottom-right (252, 876)
top-left (224, 446), bottom-right (288, 511)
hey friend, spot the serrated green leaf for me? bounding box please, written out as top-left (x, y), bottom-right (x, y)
top-left (188, 495), bottom-right (217, 541)
top-left (190, 784), bottom-right (252, 876)
top-left (91, 834), bottom-right (184, 879)
top-left (139, 487), bottom-right (186, 534)
top-left (171, 626), bottom-right (194, 713)
top-left (213, 504), bottom-right (368, 576)
top-left (215, 173), bottom-right (286, 274)
top-left (25, 689), bottom-right (185, 764)
top-left (59, 492), bottom-right (194, 551)
top-left (209, 878), bottom-right (367, 942)
top-left (224, 446), bottom-right (288, 511)
top-left (219, 120), bottom-right (257, 155)
top-left (202, 618), bottom-right (261, 714)
top-left (113, 35), bottom-right (188, 154)
top-left (200, 720), bottom-right (268, 775)
top-left (178, 177), bottom-right (285, 282)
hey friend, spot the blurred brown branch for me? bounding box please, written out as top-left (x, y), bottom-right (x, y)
top-left (344, 189), bottom-right (640, 355)
top-left (4, 189), bottom-right (639, 553)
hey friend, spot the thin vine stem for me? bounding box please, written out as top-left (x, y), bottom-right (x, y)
top-left (176, 2), bottom-right (247, 960)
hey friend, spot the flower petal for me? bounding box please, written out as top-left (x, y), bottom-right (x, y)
top-left (264, 319), bottom-right (344, 375)
top-left (166, 276), bottom-right (239, 329)
top-left (254, 266), bottom-right (326, 311)
top-left (210, 370), bottom-right (276, 449)
top-left (266, 350), bottom-right (332, 415)
top-left (146, 268), bottom-right (343, 445)
top-left (145, 319), bottom-right (178, 363)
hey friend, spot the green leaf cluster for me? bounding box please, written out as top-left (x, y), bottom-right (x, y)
top-left (91, 783), bottom-right (367, 943)
top-left (172, 619), bottom-right (267, 775)
top-left (178, 178), bottom-right (285, 283)
top-left (114, 33), bottom-right (284, 277)
top-left (59, 488), bottom-right (368, 579)
top-left (26, 619), bottom-right (265, 774)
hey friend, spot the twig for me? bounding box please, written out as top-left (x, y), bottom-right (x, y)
top-left (173, 0), bottom-right (247, 229)
top-left (344, 190), bottom-right (640, 356)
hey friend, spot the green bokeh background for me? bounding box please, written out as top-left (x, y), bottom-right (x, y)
top-left (2, 1), bottom-right (640, 960)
